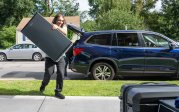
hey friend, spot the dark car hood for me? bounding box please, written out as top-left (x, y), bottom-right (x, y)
top-left (67, 24), bottom-right (84, 36)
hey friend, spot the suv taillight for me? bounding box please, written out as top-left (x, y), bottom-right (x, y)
top-left (73, 48), bottom-right (84, 56)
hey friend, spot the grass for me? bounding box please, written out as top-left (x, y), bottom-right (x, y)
top-left (0, 80), bottom-right (179, 96)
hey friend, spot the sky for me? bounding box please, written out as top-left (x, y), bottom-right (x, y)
top-left (76, 0), bottom-right (90, 11)
top-left (155, 0), bottom-right (162, 11)
top-left (77, 0), bottom-right (162, 12)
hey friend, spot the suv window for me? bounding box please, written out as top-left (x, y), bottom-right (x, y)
top-left (143, 34), bottom-right (169, 47)
top-left (115, 33), bottom-right (139, 46)
top-left (87, 34), bottom-right (112, 45)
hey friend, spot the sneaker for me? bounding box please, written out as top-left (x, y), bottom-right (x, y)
top-left (55, 92), bottom-right (65, 99)
top-left (40, 85), bottom-right (45, 93)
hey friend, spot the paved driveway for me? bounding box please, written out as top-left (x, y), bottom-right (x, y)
top-left (0, 95), bottom-right (120, 112)
top-left (0, 61), bottom-right (88, 80)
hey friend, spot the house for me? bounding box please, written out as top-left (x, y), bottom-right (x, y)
top-left (16, 16), bottom-right (80, 44)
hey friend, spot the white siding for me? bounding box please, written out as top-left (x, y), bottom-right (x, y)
top-left (16, 31), bottom-right (33, 44)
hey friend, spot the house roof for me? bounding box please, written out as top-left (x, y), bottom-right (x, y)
top-left (16, 16), bottom-right (80, 31)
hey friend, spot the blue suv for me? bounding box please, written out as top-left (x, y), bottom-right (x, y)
top-left (68, 25), bottom-right (179, 80)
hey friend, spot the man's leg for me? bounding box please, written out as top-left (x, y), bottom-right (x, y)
top-left (64, 56), bottom-right (69, 77)
top-left (55, 57), bottom-right (65, 99)
top-left (40, 57), bottom-right (55, 93)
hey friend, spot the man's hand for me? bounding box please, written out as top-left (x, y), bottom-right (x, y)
top-left (51, 24), bottom-right (67, 36)
top-left (52, 24), bottom-right (59, 30)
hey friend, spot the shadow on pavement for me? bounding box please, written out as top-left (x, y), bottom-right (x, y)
top-left (1, 71), bottom-right (178, 81)
top-left (1, 71), bottom-right (89, 80)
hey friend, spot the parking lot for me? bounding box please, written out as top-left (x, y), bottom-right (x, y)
top-left (0, 61), bottom-right (87, 80)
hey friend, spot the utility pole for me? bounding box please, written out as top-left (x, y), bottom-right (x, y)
top-left (125, 25), bottom-right (128, 30)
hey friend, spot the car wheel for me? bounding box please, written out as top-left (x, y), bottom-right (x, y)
top-left (32, 53), bottom-right (42, 61)
top-left (0, 53), bottom-right (7, 61)
top-left (91, 62), bottom-right (115, 80)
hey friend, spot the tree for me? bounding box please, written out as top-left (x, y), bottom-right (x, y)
top-left (142, 11), bottom-right (162, 31)
top-left (88, 0), bottom-right (101, 18)
top-left (0, 26), bottom-right (16, 48)
top-left (159, 0), bottom-right (179, 40)
top-left (80, 11), bottom-right (93, 23)
top-left (132, 0), bottom-right (158, 15)
top-left (0, 0), bottom-right (34, 48)
top-left (88, 0), bottom-right (157, 18)
top-left (131, 0), bottom-right (159, 31)
top-left (88, 0), bottom-right (131, 18)
top-left (81, 20), bottom-right (96, 31)
top-left (57, 0), bottom-right (79, 16)
top-left (0, 0), bottom-right (34, 27)
top-left (33, 0), bottom-right (79, 16)
top-left (96, 9), bottom-right (146, 30)
top-left (87, 0), bottom-right (146, 30)
top-left (33, 0), bottom-right (54, 16)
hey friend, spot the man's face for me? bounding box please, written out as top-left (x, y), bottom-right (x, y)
top-left (56, 16), bottom-right (64, 26)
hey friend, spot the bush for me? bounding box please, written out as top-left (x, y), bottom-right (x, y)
top-left (0, 26), bottom-right (16, 49)
top-left (81, 20), bottom-right (97, 32)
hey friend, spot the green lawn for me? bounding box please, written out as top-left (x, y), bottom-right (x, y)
top-left (0, 80), bottom-right (179, 96)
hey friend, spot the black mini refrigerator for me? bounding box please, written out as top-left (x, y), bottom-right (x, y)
top-left (21, 13), bottom-right (72, 62)
top-left (159, 99), bottom-right (179, 112)
top-left (120, 83), bottom-right (179, 112)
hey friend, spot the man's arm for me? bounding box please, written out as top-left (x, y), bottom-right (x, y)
top-left (52, 24), bottom-right (67, 35)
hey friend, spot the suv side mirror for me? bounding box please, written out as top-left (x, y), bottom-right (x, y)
top-left (169, 43), bottom-right (175, 50)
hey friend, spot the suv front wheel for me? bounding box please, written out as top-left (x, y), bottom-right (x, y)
top-left (91, 62), bottom-right (115, 80)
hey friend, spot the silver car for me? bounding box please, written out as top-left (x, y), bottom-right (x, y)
top-left (0, 43), bottom-right (46, 61)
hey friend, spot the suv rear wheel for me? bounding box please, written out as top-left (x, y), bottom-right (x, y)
top-left (91, 62), bottom-right (115, 80)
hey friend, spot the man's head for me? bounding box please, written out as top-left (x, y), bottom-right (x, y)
top-left (52, 13), bottom-right (66, 27)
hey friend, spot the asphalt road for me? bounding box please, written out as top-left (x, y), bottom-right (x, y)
top-left (0, 61), bottom-right (88, 80)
